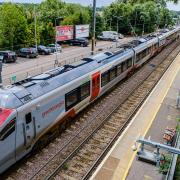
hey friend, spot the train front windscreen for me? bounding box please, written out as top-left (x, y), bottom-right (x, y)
top-left (0, 107), bottom-right (13, 127)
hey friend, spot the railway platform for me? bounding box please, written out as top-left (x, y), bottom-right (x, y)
top-left (90, 52), bottom-right (180, 180)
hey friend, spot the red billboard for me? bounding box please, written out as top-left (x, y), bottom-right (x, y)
top-left (56, 25), bottom-right (74, 41)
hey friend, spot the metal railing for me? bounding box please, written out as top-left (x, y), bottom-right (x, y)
top-left (165, 132), bottom-right (180, 180)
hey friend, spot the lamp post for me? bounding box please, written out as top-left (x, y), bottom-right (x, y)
top-left (105, 18), bottom-right (112, 30)
top-left (157, 3), bottom-right (161, 31)
top-left (113, 16), bottom-right (122, 34)
top-left (0, 57), bottom-right (2, 86)
top-left (91, 0), bottom-right (96, 55)
top-left (55, 17), bottom-right (63, 67)
top-left (34, 5), bottom-right (37, 51)
top-left (113, 16), bottom-right (122, 47)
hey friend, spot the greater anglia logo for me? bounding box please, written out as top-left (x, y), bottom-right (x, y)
top-left (42, 101), bottom-right (64, 118)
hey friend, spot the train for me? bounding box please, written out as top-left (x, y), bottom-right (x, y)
top-left (0, 26), bottom-right (180, 174)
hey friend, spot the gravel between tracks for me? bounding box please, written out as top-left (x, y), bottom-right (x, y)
top-left (3, 40), bottom-right (180, 180)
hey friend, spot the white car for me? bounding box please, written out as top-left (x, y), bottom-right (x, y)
top-left (118, 33), bottom-right (124, 39)
top-left (98, 31), bottom-right (119, 41)
top-left (47, 44), bottom-right (62, 53)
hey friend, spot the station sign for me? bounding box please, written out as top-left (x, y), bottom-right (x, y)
top-left (56, 25), bottom-right (74, 41)
top-left (75, 24), bottom-right (90, 38)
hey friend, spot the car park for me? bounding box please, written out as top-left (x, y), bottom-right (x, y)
top-left (47, 44), bottom-right (62, 53)
top-left (18, 48), bottom-right (38, 58)
top-left (36, 45), bottom-right (51, 55)
top-left (69, 38), bottom-right (89, 47)
top-left (0, 51), bottom-right (17, 63)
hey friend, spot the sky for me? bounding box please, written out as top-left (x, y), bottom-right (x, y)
top-left (1, 0), bottom-right (180, 11)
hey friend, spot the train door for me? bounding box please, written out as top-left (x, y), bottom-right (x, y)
top-left (23, 111), bottom-right (36, 149)
top-left (90, 72), bottom-right (100, 101)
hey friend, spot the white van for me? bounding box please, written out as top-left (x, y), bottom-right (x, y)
top-left (98, 31), bottom-right (119, 41)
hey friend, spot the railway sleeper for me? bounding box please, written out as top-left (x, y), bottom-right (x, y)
top-left (93, 133), bottom-right (108, 140)
top-left (112, 114), bottom-right (126, 120)
top-left (68, 166), bottom-right (84, 174)
top-left (106, 121), bottom-right (120, 127)
top-left (83, 148), bottom-right (101, 156)
top-left (96, 132), bottom-right (113, 141)
top-left (85, 144), bottom-right (101, 151)
top-left (25, 161), bottom-right (34, 167)
top-left (60, 173), bottom-right (77, 180)
top-left (97, 129), bottom-right (113, 137)
top-left (103, 124), bottom-right (117, 131)
top-left (80, 149), bottom-right (94, 157)
top-left (101, 128), bottom-right (115, 135)
top-left (72, 160), bottom-right (88, 168)
top-left (75, 156), bottom-right (91, 165)
top-left (92, 137), bottom-right (108, 145)
top-left (78, 154), bottom-right (94, 161)
top-left (6, 177), bottom-right (14, 180)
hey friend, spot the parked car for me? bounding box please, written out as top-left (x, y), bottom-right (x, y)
top-left (34, 45), bottom-right (51, 55)
top-left (47, 44), bottom-right (62, 53)
top-left (118, 33), bottom-right (124, 39)
top-left (18, 48), bottom-right (38, 58)
top-left (69, 38), bottom-right (89, 47)
top-left (97, 31), bottom-right (119, 41)
top-left (0, 51), bottom-right (17, 63)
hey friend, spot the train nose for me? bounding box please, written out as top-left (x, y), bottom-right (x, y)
top-left (0, 108), bottom-right (13, 128)
top-left (0, 108), bottom-right (16, 174)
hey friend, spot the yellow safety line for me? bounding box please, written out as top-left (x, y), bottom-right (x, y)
top-left (122, 58), bottom-right (180, 180)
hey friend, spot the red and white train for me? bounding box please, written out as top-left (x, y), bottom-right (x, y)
top-left (0, 26), bottom-right (179, 173)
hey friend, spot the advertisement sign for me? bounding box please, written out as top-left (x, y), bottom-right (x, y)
top-left (75, 24), bottom-right (90, 38)
top-left (56, 25), bottom-right (74, 41)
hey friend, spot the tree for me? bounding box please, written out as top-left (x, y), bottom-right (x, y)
top-left (0, 3), bottom-right (28, 50)
top-left (104, 0), bottom-right (175, 35)
top-left (62, 4), bottom-right (90, 25)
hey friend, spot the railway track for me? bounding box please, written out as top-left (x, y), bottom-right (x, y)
top-left (3, 40), bottom-right (180, 180)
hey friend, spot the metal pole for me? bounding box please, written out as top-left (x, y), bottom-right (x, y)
top-left (55, 18), bottom-right (58, 66)
top-left (91, 0), bottom-right (96, 55)
top-left (117, 18), bottom-right (118, 34)
top-left (0, 59), bottom-right (2, 86)
top-left (110, 19), bottom-right (112, 31)
top-left (34, 5), bottom-right (37, 51)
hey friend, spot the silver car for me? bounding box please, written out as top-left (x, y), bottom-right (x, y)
top-left (47, 44), bottom-right (62, 53)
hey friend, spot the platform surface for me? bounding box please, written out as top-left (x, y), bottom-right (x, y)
top-left (90, 53), bottom-right (180, 180)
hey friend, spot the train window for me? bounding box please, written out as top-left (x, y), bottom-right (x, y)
top-left (121, 61), bottom-right (127, 72)
top-left (117, 64), bottom-right (122, 76)
top-left (65, 88), bottom-right (79, 110)
top-left (142, 49), bottom-right (146, 58)
top-left (136, 53), bottom-right (141, 62)
top-left (147, 47), bottom-right (151, 55)
top-left (155, 43), bottom-right (159, 49)
top-left (101, 71), bottom-right (109, 87)
top-left (110, 67), bottom-right (117, 81)
top-left (25, 113), bottom-right (32, 124)
top-left (80, 81), bottom-right (90, 101)
top-left (0, 118), bottom-right (16, 141)
top-left (127, 58), bottom-right (132, 68)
